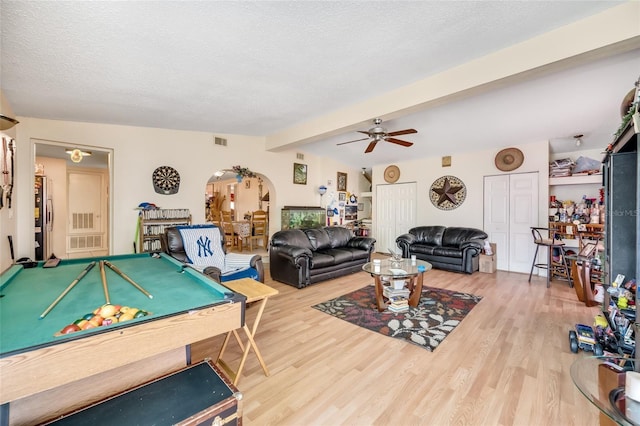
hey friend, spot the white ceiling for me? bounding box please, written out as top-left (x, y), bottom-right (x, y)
top-left (1, 1), bottom-right (638, 169)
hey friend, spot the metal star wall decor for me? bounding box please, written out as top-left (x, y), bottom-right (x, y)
top-left (429, 175), bottom-right (467, 210)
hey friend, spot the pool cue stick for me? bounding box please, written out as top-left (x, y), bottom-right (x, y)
top-left (99, 260), bottom-right (110, 304)
top-left (104, 260), bottom-right (153, 299)
top-left (39, 261), bottom-right (96, 319)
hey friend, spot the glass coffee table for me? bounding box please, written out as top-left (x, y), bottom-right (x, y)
top-left (362, 258), bottom-right (432, 312)
top-left (570, 355), bottom-right (638, 425)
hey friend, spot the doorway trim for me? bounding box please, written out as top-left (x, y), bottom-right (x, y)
top-left (32, 138), bottom-right (113, 258)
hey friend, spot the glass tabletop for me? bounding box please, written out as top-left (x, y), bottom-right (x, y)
top-left (362, 258), bottom-right (432, 277)
top-left (570, 356), bottom-right (638, 425)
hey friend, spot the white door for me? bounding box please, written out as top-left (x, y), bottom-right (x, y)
top-left (376, 182), bottom-right (417, 253)
top-left (67, 170), bottom-right (108, 257)
top-left (484, 175), bottom-right (510, 270)
top-left (509, 173), bottom-right (539, 273)
top-left (484, 172), bottom-right (538, 272)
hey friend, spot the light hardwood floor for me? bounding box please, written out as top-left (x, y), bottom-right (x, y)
top-left (193, 259), bottom-right (602, 425)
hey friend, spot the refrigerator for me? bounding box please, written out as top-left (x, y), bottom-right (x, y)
top-left (35, 175), bottom-right (53, 260)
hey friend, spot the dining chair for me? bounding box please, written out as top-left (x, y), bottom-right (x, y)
top-left (249, 210), bottom-right (268, 251)
top-left (220, 210), bottom-right (238, 250)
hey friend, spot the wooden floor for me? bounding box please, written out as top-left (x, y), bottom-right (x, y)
top-left (193, 259), bottom-right (603, 425)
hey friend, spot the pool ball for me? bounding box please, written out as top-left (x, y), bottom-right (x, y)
top-left (99, 304), bottom-right (117, 318)
top-left (60, 324), bottom-right (81, 334)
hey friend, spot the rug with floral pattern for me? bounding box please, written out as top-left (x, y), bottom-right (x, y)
top-left (312, 284), bottom-right (482, 351)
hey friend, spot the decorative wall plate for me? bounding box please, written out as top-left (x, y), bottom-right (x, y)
top-left (384, 165), bottom-right (400, 183)
top-left (152, 166), bottom-right (180, 195)
top-left (429, 175), bottom-right (466, 210)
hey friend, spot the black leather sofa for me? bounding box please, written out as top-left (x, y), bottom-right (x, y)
top-left (160, 226), bottom-right (265, 283)
top-left (396, 226), bottom-right (488, 274)
top-left (269, 226), bottom-right (376, 288)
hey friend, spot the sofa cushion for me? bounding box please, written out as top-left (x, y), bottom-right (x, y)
top-left (411, 226), bottom-right (446, 246)
top-left (432, 246), bottom-right (463, 258)
top-left (410, 245), bottom-right (437, 256)
top-left (271, 229), bottom-right (314, 251)
top-left (324, 226), bottom-right (353, 248)
top-left (442, 227), bottom-right (486, 247)
top-left (303, 228), bottom-right (331, 251)
top-left (317, 248), bottom-right (354, 263)
top-left (348, 248), bottom-right (371, 261)
top-left (310, 252), bottom-right (335, 268)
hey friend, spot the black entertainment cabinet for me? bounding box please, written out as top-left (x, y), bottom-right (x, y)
top-left (602, 118), bottom-right (639, 358)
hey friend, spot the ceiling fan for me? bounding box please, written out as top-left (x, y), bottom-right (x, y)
top-left (336, 118), bottom-right (417, 153)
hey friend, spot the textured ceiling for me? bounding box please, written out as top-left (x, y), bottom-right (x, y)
top-left (1, 1), bottom-right (638, 168)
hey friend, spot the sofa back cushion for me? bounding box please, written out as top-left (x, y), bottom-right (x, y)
top-left (324, 226), bottom-right (352, 248)
top-left (442, 227), bottom-right (488, 247)
top-left (410, 226), bottom-right (446, 246)
top-left (303, 228), bottom-right (332, 251)
top-left (271, 229), bottom-right (314, 251)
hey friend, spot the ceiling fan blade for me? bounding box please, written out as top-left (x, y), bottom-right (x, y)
top-left (357, 130), bottom-right (372, 136)
top-left (386, 137), bottom-right (413, 147)
top-left (387, 129), bottom-right (417, 137)
top-left (336, 137), bottom-right (371, 146)
top-left (364, 141), bottom-right (378, 153)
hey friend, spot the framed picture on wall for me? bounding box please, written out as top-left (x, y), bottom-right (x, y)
top-left (337, 172), bottom-right (347, 191)
top-left (293, 163), bottom-right (307, 185)
top-left (338, 192), bottom-right (346, 202)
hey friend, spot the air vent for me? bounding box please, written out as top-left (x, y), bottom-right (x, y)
top-left (214, 137), bottom-right (227, 146)
top-left (72, 213), bottom-right (94, 230)
top-left (69, 234), bottom-right (103, 250)
top-left (296, 153), bottom-right (304, 160)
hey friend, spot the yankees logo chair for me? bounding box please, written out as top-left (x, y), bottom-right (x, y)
top-left (161, 224), bottom-right (264, 283)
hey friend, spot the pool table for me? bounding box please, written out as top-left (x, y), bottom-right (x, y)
top-left (0, 253), bottom-right (245, 423)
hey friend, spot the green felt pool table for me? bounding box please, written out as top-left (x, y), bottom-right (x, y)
top-left (0, 253), bottom-right (245, 423)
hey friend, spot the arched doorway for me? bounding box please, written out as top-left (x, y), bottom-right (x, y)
top-left (205, 170), bottom-right (273, 254)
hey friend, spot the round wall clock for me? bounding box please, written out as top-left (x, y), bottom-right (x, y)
top-left (152, 166), bottom-right (180, 195)
top-left (429, 175), bottom-right (466, 210)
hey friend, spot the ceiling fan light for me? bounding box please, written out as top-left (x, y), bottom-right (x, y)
top-left (573, 134), bottom-right (583, 147)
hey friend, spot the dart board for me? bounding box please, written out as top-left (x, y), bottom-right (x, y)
top-left (152, 166), bottom-right (180, 195)
top-left (429, 175), bottom-right (466, 210)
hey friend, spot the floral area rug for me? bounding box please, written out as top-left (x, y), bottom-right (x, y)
top-left (312, 284), bottom-right (482, 351)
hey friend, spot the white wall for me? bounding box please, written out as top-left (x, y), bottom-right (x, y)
top-left (371, 140), bottom-right (550, 234)
top-left (8, 117), bottom-right (362, 267)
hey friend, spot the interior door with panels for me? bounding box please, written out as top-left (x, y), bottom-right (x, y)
top-left (484, 172), bottom-right (538, 273)
top-left (376, 182), bottom-right (416, 253)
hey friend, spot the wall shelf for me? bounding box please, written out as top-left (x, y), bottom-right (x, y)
top-left (549, 175), bottom-right (602, 186)
top-left (137, 208), bottom-right (191, 252)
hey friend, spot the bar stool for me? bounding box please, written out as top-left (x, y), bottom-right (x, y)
top-left (528, 227), bottom-right (572, 288)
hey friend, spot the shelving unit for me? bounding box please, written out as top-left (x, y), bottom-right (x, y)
top-left (138, 208), bottom-right (191, 252)
top-left (548, 154), bottom-right (604, 249)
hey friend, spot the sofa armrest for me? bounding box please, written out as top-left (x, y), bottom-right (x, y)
top-left (460, 240), bottom-right (483, 253)
top-left (249, 254), bottom-right (265, 283)
top-left (202, 266), bottom-right (222, 283)
top-left (272, 245), bottom-right (313, 264)
top-left (396, 233), bottom-right (417, 257)
top-left (346, 237), bottom-right (376, 252)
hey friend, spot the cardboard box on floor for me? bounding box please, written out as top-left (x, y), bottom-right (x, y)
top-left (479, 243), bottom-right (496, 273)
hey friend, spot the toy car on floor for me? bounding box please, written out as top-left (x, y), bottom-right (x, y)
top-left (569, 324), bottom-right (603, 355)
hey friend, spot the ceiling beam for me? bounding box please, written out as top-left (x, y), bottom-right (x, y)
top-left (265, 1), bottom-right (640, 152)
